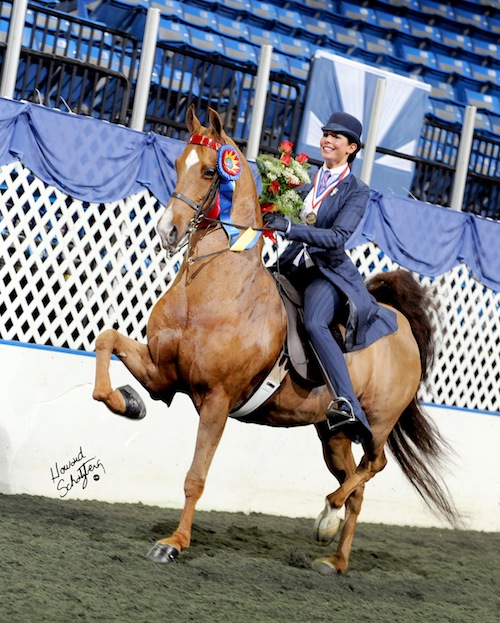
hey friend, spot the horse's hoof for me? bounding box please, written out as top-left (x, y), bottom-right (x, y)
top-left (146, 542), bottom-right (179, 564)
top-left (311, 557), bottom-right (339, 575)
top-left (313, 501), bottom-right (343, 545)
top-left (117, 385), bottom-right (146, 420)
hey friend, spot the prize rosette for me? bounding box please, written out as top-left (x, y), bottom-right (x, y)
top-left (217, 145), bottom-right (241, 181)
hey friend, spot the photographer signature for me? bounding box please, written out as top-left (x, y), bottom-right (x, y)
top-left (50, 446), bottom-right (106, 498)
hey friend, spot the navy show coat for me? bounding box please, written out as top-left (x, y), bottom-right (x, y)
top-left (278, 173), bottom-right (398, 351)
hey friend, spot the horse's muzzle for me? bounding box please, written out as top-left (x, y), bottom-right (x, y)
top-left (157, 208), bottom-right (179, 255)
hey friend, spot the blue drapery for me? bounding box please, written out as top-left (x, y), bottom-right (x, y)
top-left (0, 98), bottom-right (499, 291)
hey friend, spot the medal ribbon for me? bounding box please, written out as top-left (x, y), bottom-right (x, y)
top-left (311, 164), bottom-right (350, 210)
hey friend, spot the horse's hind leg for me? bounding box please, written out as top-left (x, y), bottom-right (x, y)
top-left (313, 423), bottom-right (388, 574)
top-left (93, 328), bottom-right (166, 418)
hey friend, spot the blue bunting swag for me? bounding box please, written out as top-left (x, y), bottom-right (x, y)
top-left (0, 98), bottom-right (498, 290)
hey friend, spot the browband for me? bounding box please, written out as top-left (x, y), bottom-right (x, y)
top-left (189, 134), bottom-right (221, 151)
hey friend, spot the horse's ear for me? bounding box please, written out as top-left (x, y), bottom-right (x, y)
top-left (208, 108), bottom-right (223, 138)
top-left (186, 104), bottom-right (201, 134)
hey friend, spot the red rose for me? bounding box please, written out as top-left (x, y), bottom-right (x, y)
top-left (268, 180), bottom-right (280, 195)
top-left (260, 202), bottom-right (276, 214)
top-left (279, 140), bottom-right (293, 154)
top-left (296, 152), bottom-right (309, 164)
top-left (280, 153), bottom-right (291, 166)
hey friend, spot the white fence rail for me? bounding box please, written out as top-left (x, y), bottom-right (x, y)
top-left (1, 160), bottom-right (499, 413)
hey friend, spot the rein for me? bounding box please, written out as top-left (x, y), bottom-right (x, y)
top-left (171, 134), bottom-right (264, 263)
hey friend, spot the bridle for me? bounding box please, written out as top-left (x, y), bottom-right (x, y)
top-left (167, 134), bottom-right (223, 259)
top-left (167, 133), bottom-right (260, 263)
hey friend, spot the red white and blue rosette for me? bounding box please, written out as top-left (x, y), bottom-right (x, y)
top-left (216, 145), bottom-right (241, 181)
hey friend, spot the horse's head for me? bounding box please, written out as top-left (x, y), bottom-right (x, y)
top-left (158, 105), bottom-right (238, 257)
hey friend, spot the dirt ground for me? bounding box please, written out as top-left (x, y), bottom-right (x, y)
top-left (1, 493), bottom-right (498, 623)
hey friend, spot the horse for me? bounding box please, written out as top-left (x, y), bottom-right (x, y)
top-left (92, 105), bottom-right (458, 574)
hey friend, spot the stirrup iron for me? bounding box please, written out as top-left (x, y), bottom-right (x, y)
top-left (326, 396), bottom-right (356, 432)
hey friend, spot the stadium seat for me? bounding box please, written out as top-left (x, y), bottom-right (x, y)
top-left (463, 89), bottom-right (500, 114)
top-left (471, 37), bottom-right (500, 63)
top-left (374, 10), bottom-right (411, 35)
top-left (286, 0), bottom-right (336, 18)
top-left (428, 98), bottom-right (464, 126)
top-left (421, 77), bottom-right (457, 103)
top-left (150, 1), bottom-right (183, 21)
top-left (179, 4), bottom-right (217, 31)
top-left (375, 0), bottom-right (420, 10)
top-left (300, 14), bottom-right (336, 44)
top-left (359, 33), bottom-right (397, 64)
top-left (187, 27), bottom-right (225, 57)
top-left (453, 7), bottom-right (489, 32)
top-left (212, 0), bottom-right (252, 19)
top-left (473, 111), bottom-right (493, 133)
top-left (435, 53), bottom-right (472, 80)
top-left (274, 33), bottom-right (312, 60)
top-left (418, 1), bottom-right (455, 21)
top-left (269, 51), bottom-right (290, 76)
top-left (400, 45), bottom-right (438, 71)
top-left (148, 62), bottom-right (200, 121)
top-left (273, 7), bottom-right (305, 36)
top-left (158, 19), bottom-right (190, 49)
top-left (407, 19), bottom-right (443, 47)
top-left (489, 14), bottom-right (500, 36)
top-left (215, 15), bottom-right (251, 42)
top-left (246, 1), bottom-right (278, 28)
top-left (468, 62), bottom-right (500, 88)
top-left (488, 113), bottom-right (500, 136)
top-left (90, 0), bottom-right (147, 33)
top-left (439, 30), bottom-right (474, 55)
top-left (247, 25), bottom-right (281, 51)
top-left (287, 56), bottom-right (311, 83)
top-left (221, 38), bottom-right (259, 68)
top-left (323, 24), bottom-right (365, 55)
top-left (339, 2), bottom-right (378, 28)
top-left (71, 22), bottom-right (115, 51)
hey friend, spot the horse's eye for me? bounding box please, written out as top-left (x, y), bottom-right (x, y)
top-left (204, 167), bottom-right (217, 179)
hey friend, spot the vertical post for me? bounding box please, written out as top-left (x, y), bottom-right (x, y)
top-left (450, 105), bottom-right (476, 211)
top-left (0, 0), bottom-right (28, 99)
top-left (359, 77), bottom-right (386, 186)
top-left (246, 44), bottom-right (273, 161)
top-left (129, 7), bottom-right (160, 132)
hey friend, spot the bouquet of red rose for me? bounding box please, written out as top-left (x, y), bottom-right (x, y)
top-left (256, 140), bottom-right (310, 223)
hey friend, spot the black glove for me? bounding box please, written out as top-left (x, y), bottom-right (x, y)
top-left (263, 212), bottom-right (289, 233)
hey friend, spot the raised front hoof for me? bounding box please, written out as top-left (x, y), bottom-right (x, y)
top-left (117, 385), bottom-right (146, 420)
top-left (311, 557), bottom-right (342, 575)
top-left (313, 502), bottom-right (343, 546)
top-left (146, 542), bottom-right (180, 564)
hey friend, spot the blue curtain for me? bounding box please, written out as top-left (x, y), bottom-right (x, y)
top-left (0, 98), bottom-right (498, 291)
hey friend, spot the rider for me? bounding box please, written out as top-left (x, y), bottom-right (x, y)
top-left (263, 112), bottom-right (398, 444)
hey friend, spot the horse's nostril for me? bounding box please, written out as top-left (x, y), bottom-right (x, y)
top-left (168, 225), bottom-right (178, 246)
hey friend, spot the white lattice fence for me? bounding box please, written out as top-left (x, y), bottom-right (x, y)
top-left (1, 161), bottom-right (498, 412)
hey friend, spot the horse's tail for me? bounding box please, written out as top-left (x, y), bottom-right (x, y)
top-left (367, 269), bottom-right (461, 527)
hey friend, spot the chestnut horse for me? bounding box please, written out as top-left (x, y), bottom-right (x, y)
top-left (93, 106), bottom-right (458, 574)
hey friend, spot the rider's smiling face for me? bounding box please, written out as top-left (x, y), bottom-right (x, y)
top-left (320, 131), bottom-right (357, 168)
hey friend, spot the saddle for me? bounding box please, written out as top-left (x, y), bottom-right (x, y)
top-left (274, 272), bottom-right (346, 385)
top-left (229, 271), bottom-right (345, 419)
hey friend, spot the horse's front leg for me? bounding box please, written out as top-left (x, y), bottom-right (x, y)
top-left (147, 388), bottom-right (230, 563)
top-left (93, 328), bottom-right (162, 419)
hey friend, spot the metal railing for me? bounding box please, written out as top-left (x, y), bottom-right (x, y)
top-left (0, 0), bottom-right (498, 218)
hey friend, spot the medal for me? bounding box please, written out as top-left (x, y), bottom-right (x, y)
top-left (306, 212), bottom-right (317, 225)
